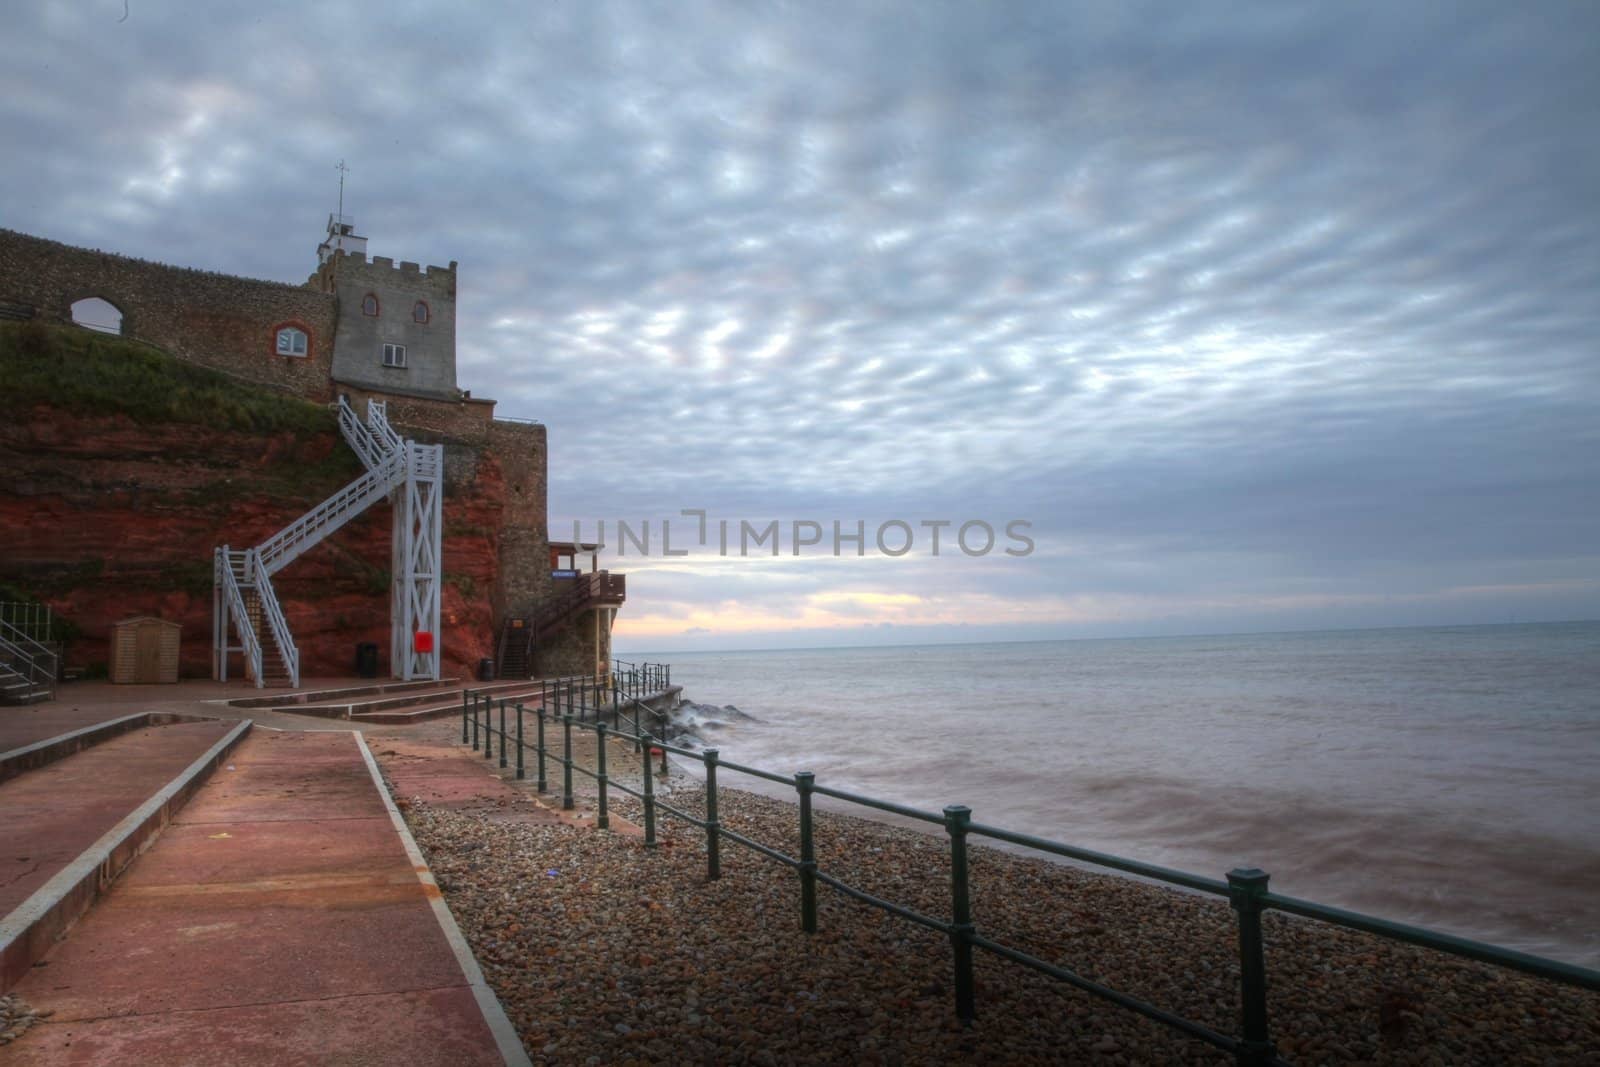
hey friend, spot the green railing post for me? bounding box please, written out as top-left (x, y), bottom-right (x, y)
top-left (611, 677), bottom-right (619, 727)
top-left (461, 689), bottom-right (469, 745)
top-left (483, 695), bottom-right (494, 760)
top-left (1228, 867), bottom-right (1275, 1066)
top-left (561, 714), bottom-right (575, 810)
top-left (515, 702), bottom-right (525, 780)
top-left (657, 730), bottom-right (669, 776)
top-left (471, 692), bottom-right (480, 751)
top-left (703, 748), bottom-right (721, 881)
top-left (595, 722), bottom-right (610, 830)
top-left (498, 698), bottom-right (507, 769)
top-left (796, 771), bottom-right (818, 934)
top-left (640, 731), bottom-right (657, 848)
top-left (536, 704), bottom-right (548, 793)
top-left (945, 804), bottom-right (976, 1025)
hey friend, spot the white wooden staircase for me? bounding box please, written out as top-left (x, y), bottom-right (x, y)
top-left (212, 398), bottom-right (443, 688)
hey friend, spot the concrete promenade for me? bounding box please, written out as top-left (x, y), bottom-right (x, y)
top-left (1, 684), bottom-right (529, 1065)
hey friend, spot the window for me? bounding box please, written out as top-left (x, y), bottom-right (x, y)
top-left (412, 300), bottom-right (430, 324)
top-left (382, 343), bottom-right (407, 368)
top-left (70, 296), bottom-right (123, 335)
top-left (361, 293), bottom-right (379, 316)
top-left (275, 326), bottom-right (308, 357)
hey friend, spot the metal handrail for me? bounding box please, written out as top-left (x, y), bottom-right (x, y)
top-left (248, 550), bottom-right (299, 688)
top-left (217, 550), bottom-right (265, 686)
top-left (459, 678), bottom-right (1600, 1065)
top-left (255, 451), bottom-right (405, 574)
top-left (0, 626), bottom-right (57, 699)
top-left (366, 398), bottom-right (405, 457)
top-left (336, 395), bottom-right (390, 470)
top-left (0, 601), bottom-right (53, 642)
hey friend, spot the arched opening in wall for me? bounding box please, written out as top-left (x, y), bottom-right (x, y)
top-left (70, 297), bottom-right (124, 335)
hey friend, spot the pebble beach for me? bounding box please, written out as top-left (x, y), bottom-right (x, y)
top-left (401, 765), bottom-right (1600, 1066)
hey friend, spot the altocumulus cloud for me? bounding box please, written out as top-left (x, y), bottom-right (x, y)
top-left (2, 1), bottom-right (1597, 649)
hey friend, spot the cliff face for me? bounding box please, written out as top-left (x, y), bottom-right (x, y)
top-left (0, 324), bottom-right (505, 679)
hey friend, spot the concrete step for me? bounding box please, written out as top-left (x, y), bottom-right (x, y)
top-left (226, 676), bottom-right (463, 709)
top-left (260, 679), bottom-right (546, 723)
top-left (352, 684), bottom-right (553, 725)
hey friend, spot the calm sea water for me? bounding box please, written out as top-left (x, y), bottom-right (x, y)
top-left (634, 621), bottom-right (1600, 967)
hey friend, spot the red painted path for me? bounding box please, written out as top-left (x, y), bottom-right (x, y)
top-left (6, 730), bottom-right (522, 1065)
top-left (0, 721), bottom-right (232, 918)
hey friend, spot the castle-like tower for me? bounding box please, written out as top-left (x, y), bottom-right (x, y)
top-left (311, 215), bottom-right (460, 401)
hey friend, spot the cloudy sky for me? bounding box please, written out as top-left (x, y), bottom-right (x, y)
top-left (4, 2), bottom-right (1597, 651)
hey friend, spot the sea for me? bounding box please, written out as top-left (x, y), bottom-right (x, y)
top-left (631, 621), bottom-right (1600, 969)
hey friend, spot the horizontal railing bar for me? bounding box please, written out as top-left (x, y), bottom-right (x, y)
top-left (814, 869), bottom-right (951, 934)
top-left (968, 933), bottom-right (1246, 1055)
top-left (654, 799), bottom-right (706, 829)
top-left (718, 826), bottom-right (801, 869)
top-left (712, 758), bottom-right (800, 787)
top-left (967, 820), bottom-right (1231, 896)
top-left (1262, 892), bottom-right (1600, 991)
top-left (810, 783), bottom-right (946, 825)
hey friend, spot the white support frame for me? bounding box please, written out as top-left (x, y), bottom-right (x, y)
top-left (391, 441), bottom-right (443, 681)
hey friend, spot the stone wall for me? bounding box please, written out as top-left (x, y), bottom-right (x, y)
top-left (536, 609), bottom-right (613, 678)
top-left (0, 228), bottom-right (336, 399)
top-left (485, 421), bottom-right (551, 622)
top-left (314, 252), bottom-right (459, 399)
top-left (337, 381), bottom-right (499, 443)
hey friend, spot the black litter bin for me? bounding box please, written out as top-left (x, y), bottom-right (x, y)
top-left (356, 642), bottom-right (379, 679)
top-left (478, 657), bottom-right (496, 682)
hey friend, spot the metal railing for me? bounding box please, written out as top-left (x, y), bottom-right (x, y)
top-left (0, 601), bottom-right (53, 642)
top-left (610, 659), bottom-right (671, 698)
top-left (215, 547), bottom-right (265, 686)
top-left (254, 451), bottom-right (405, 574)
top-left (458, 680), bottom-right (1600, 1066)
top-left (247, 549), bottom-right (299, 687)
top-left (0, 619), bottom-right (58, 699)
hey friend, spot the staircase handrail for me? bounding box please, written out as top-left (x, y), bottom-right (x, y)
top-left (366, 399), bottom-right (405, 457)
top-left (248, 550), bottom-right (299, 688)
top-left (255, 451), bottom-right (405, 574)
top-left (0, 625), bottom-right (56, 698)
top-left (217, 549), bottom-right (264, 686)
top-left (336, 396), bottom-right (390, 471)
top-left (531, 571), bottom-right (625, 639)
top-left (0, 601), bottom-right (53, 642)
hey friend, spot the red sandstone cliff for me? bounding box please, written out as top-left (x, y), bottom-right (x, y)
top-left (1, 402), bottom-right (503, 680)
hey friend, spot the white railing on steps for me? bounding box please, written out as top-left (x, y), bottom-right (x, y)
top-left (255, 452), bottom-right (405, 575)
top-left (216, 397), bottom-right (412, 689)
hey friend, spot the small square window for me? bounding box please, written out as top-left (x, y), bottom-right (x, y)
top-left (382, 343), bottom-right (407, 368)
top-left (275, 326), bottom-right (308, 357)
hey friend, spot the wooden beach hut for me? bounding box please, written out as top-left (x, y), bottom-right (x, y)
top-left (109, 616), bottom-right (181, 684)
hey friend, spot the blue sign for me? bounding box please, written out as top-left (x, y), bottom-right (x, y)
top-left (551, 568), bottom-right (580, 579)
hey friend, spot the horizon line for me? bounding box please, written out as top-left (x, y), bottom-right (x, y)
top-left (613, 616), bottom-right (1599, 658)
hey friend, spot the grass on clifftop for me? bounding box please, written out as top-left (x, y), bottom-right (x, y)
top-left (0, 320), bottom-right (335, 435)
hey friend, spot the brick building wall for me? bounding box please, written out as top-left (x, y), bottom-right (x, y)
top-left (0, 228), bottom-right (336, 399)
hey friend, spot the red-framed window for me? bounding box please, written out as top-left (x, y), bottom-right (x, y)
top-left (412, 300), bottom-right (430, 324)
top-left (361, 293), bottom-right (380, 316)
top-left (270, 321), bottom-right (313, 359)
